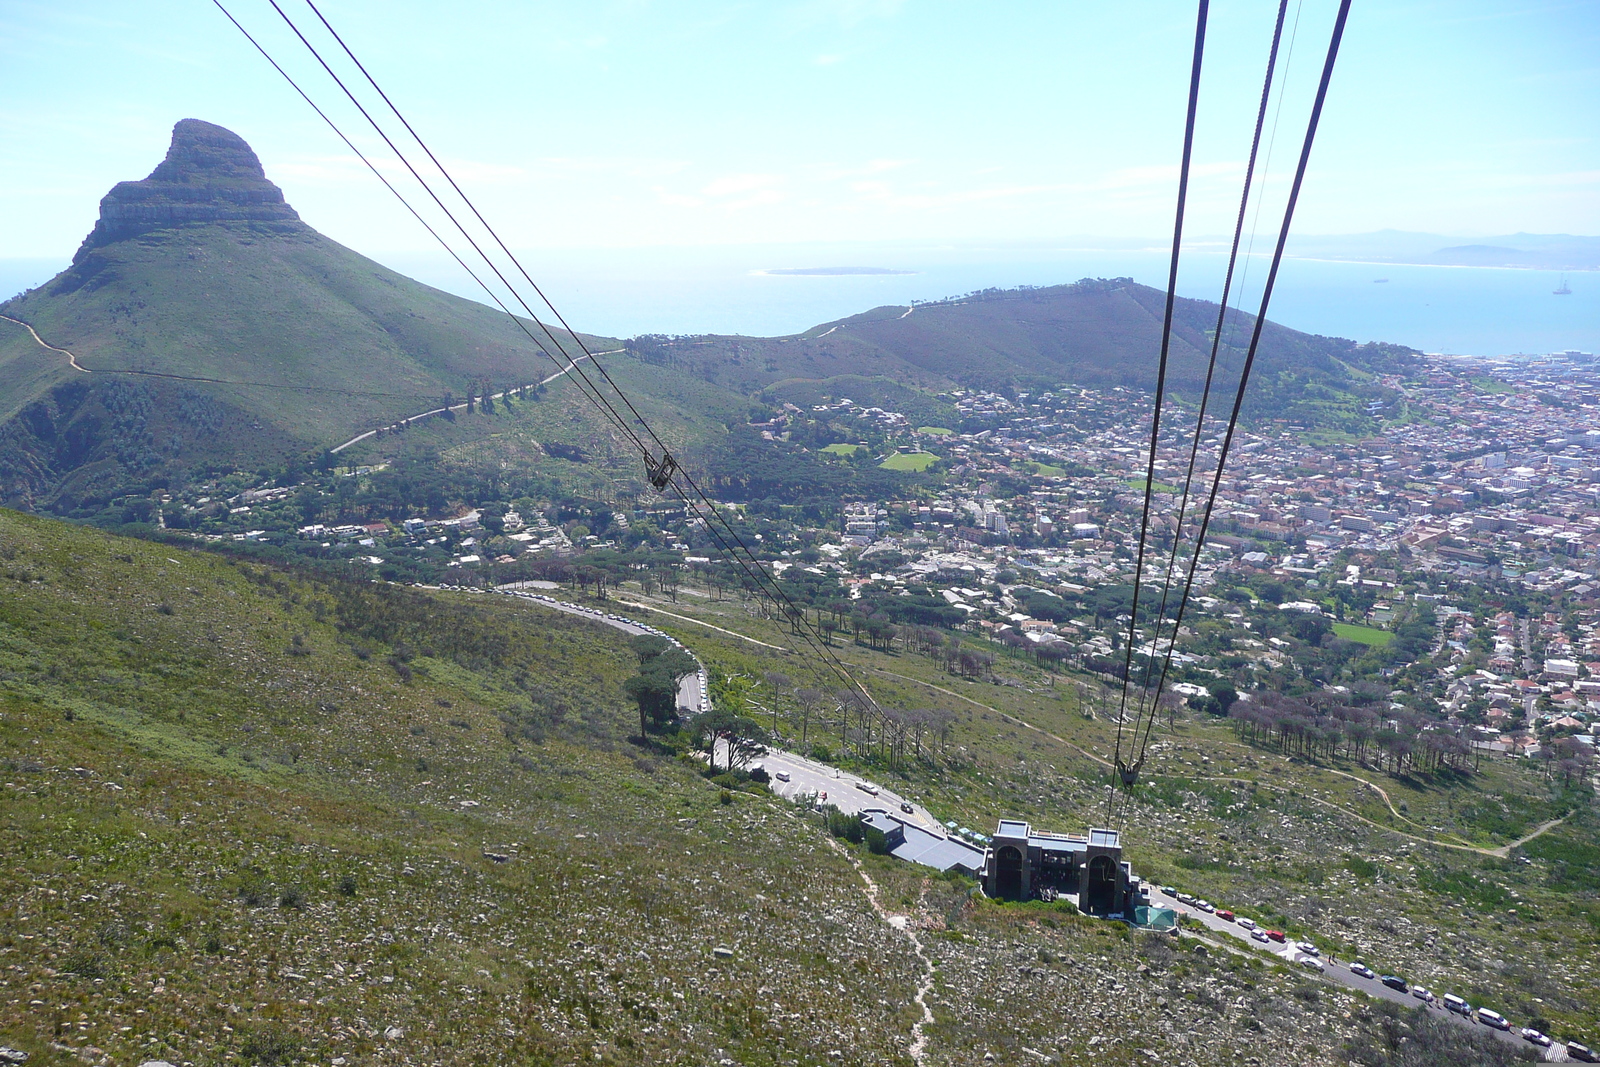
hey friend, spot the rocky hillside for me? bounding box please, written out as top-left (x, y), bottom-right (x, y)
top-left (0, 508), bottom-right (1539, 1066)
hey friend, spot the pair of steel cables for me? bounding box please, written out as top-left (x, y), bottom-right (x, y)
top-left (1108, 0), bottom-right (1353, 825)
top-left (214, 0), bottom-right (894, 732)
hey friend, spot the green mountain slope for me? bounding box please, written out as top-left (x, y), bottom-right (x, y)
top-left (629, 279), bottom-right (1418, 419)
top-left (0, 507), bottom-right (925, 1064)
top-left (0, 119), bottom-right (646, 508)
top-left (0, 507), bottom-right (1404, 1067)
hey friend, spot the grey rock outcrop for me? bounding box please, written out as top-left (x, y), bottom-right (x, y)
top-left (74, 118), bottom-right (303, 260)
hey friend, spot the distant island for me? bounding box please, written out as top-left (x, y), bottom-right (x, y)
top-left (760, 266), bottom-right (917, 276)
top-left (1285, 230), bottom-right (1600, 271)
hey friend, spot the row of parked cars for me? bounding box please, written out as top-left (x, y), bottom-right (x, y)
top-left (1157, 886), bottom-right (1596, 1061)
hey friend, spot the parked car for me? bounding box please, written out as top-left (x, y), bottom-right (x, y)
top-left (855, 782), bottom-right (879, 796)
top-left (1477, 1009), bottom-right (1511, 1031)
top-left (1196, 900), bottom-right (1215, 914)
top-left (1568, 1042), bottom-right (1598, 1063)
top-left (1519, 1028), bottom-right (1551, 1047)
top-left (1266, 930), bottom-right (1287, 943)
top-left (1236, 917), bottom-right (1257, 931)
top-left (1216, 910), bottom-right (1235, 922)
top-left (773, 770), bottom-right (791, 782)
top-left (1381, 975), bottom-right (1409, 993)
top-left (1299, 957), bottom-right (1325, 972)
top-left (1442, 994), bottom-right (1470, 1015)
top-left (1411, 987), bottom-right (1435, 1004)
top-left (1161, 886), bottom-right (1178, 897)
top-left (1177, 892), bottom-right (1196, 905)
top-left (1250, 929), bottom-right (1271, 943)
top-left (1295, 941), bottom-right (1319, 956)
top-left (1349, 962), bottom-right (1376, 979)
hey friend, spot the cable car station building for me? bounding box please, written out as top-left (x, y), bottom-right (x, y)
top-left (980, 821), bottom-right (1143, 917)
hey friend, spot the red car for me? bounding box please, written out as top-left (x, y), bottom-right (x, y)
top-left (1216, 910), bottom-right (1235, 922)
top-left (1266, 930), bottom-right (1287, 943)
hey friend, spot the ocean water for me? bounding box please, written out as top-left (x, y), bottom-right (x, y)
top-left (4, 243), bottom-right (1594, 357)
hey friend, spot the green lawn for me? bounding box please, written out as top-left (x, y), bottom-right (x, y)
top-left (820, 442), bottom-right (866, 456)
top-left (1024, 461), bottom-right (1067, 476)
top-left (880, 451), bottom-right (938, 471)
top-left (1125, 478), bottom-right (1179, 493)
top-left (917, 426), bottom-right (954, 435)
top-left (1333, 621), bottom-right (1393, 647)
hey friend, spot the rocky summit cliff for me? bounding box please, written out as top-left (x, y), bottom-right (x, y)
top-left (75, 119), bottom-right (304, 260)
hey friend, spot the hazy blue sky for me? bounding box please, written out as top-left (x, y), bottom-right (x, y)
top-left (2, 0), bottom-right (1596, 262)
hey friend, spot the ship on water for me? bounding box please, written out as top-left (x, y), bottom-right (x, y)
top-left (1555, 274), bottom-right (1572, 295)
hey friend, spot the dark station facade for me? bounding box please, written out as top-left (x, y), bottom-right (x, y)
top-left (979, 820), bottom-right (1144, 917)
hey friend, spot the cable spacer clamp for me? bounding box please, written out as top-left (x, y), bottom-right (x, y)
top-left (1115, 757), bottom-right (1142, 790)
top-left (645, 451), bottom-right (678, 490)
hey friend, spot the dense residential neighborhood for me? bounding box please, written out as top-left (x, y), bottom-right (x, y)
top-left (144, 349), bottom-right (1600, 780)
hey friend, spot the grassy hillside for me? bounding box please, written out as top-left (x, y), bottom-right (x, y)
top-left (0, 508), bottom-right (925, 1065)
top-left (0, 509), bottom-right (1518, 1066)
top-left (0, 221), bottom-right (639, 507)
top-left (628, 279), bottom-right (1418, 426)
top-left (539, 574), bottom-right (1600, 1052)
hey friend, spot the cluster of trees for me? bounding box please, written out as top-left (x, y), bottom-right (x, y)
top-left (622, 634), bottom-right (698, 739)
top-left (1228, 689), bottom-right (1478, 775)
top-left (694, 426), bottom-right (928, 504)
top-left (754, 678), bottom-right (961, 771)
top-left (1536, 736), bottom-right (1594, 786)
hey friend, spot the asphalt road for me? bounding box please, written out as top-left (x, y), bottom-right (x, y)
top-left (1161, 889), bottom-right (1575, 1061)
top-left (484, 585), bottom-right (708, 713)
top-left (712, 739), bottom-right (945, 830)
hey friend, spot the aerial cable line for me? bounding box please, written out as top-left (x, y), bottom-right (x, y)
top-left (286, 0), bottom-right (870, 717)
top-left (283, 2), bottom-right (895, 728)
top-left (1127, 0), bottom-right (1290, 765)
top-left (1108, 0), bottom-right (1209, 820)
top-left (209, 0), bottom-right (588, 403)
top-left (256, 0), bottom-right (656, 468)
top-left (299, 0), bottom-right (684, 491)
top-left (227, 2), bottom-right (894, 731)
top-left (1130, 0), bottom-right (1355, 774)
top-left (211, 0), bottom-right (634, 451)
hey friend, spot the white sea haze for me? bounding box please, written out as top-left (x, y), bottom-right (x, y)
top-left (3, 241), bottom-right (1594, 357)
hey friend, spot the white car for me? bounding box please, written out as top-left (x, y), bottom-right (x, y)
top-left (1295, 941), bottom-right (1319, 956)
top-left (1477, 1009), bottom-right (1510, 1031)
top-left (1349, 962), bottom-right (1376, 979)
top-left (1236, 917), bottom-right (1257, 931)
top-left (1411, 987), bottom-right (1434, 1004)
top-left (774, 770), bottom-right (791, 782)
top-left (1520, 1028), bottom-right (1551, 1047)
top-left (855, 782), bottom-right (879, 796)
top-left (1299, 957), bottom-right (1325, 972)
top-left (1250, 929), bottom-right (1270, 943)
top-left (1196, 900), bottom-right (1215, 914)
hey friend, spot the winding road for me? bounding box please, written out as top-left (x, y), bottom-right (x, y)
top-left (1, 313), bottom-right (88, 372)
top-left (329, 348), bottom-right (621, 454)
